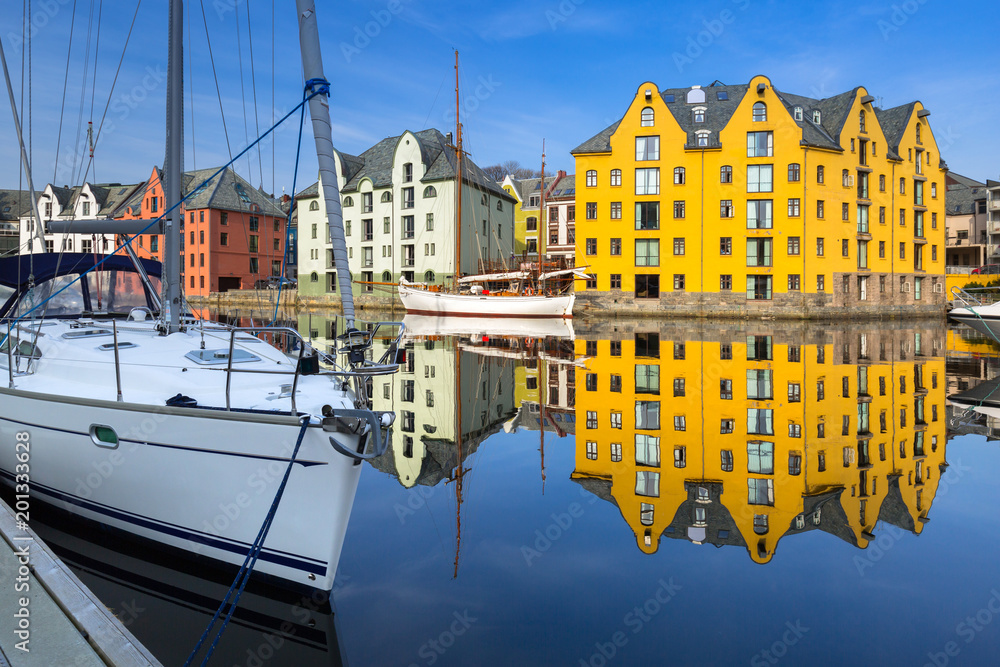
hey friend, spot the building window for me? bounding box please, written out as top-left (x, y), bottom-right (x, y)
top-left (610, 274), bottom-right (621, 289)
top-left (747, 275), bottom-right (772, 300)
top-left (816, 237), bottom-right (824, 256)
top-left (586, 170), bottom-right (597, 187)
top-left (747, 165), bottom-right (773, 193)
top-left (635, 274), bottom-right (660, 299)
top-left (610, 202), bottom-right (622, 220)
top-left (788, 274), bottom-right (800, 291)
top-left (899, 177), bottom-right (906, 194)
top-left (720, 274), bottom-right (732, 290)
top-left (220, 232), bottom-right (228, 246)
top-left (586, 202), bottom-right (597, 219)
top-left (721, 379), bottom-right (733, 400)
top-left (721, 449), bottom-right (734, 470)
top-left (720, 199), bottom-right (734, 217)
top-left (752, 101), bottom-right (766, 122)
top-left (747, 238), bottom-right (772, 266)
top-left (586, 238), bottom-right (597, 255)
top-left (787, 198), bottom-right (800, 217)
top-left (787, 236), bottom-right (800, 255)
top-left (720, 165), bottom-right (733, 183)
top-left (609, 238), bottom-right (622, 256)
top-left (720, 237), bottom-right (732, 255)
top-left (636, 137), bottom-right (659, 161)
top-left (635, 471), bottom-right (660, 498)
top-left (746, 200), bottom-right (772, 229)
top-left (788, 163), bottom-right (800, 182)
top-left (673, 201), bottom-right (685, 218)
top-left (816, 165), bottom-right (825, 183)
top-left (673, 237), bottom-right (685, 256)
top-left (635, 168), bottom-right (659, 195)
top-left (747, 131), bottom-right (773, 158)
top-left (747, 441), bottom-right (774, 474)
top-left (673, 274), bottom-right (685, 290)
top-left (674, 446), bottom-right (687, 468)
top-left (641, 107), bottom-right (654, 126)
top-left (636, 239), bottom-right (659, 266)
top-left (673, 166), bottom-right (685, 184)
top-left (635, 202), bottom-right (659, 230)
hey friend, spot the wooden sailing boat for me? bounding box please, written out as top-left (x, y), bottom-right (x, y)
top-left (397, 53), bottom-right (584, 319)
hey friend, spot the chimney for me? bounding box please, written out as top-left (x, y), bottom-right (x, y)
top-left (445, 132), bottom-right (453, 145)
top-left (282, 194), bottom-right (291, 203)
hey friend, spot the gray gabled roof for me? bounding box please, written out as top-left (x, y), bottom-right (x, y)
top-left (340, 128), bottom-right (511, 200)
top-left (772, 90), bottom-right (844, 151)
top-left (181, 167), bottom-right (286, 216)
top-left (295, 181), bottom-right (320, 200)
top-left (571, 120), bottom-right (620, 155)
top-left (945, 171), bottom-right (987, 216)
top-left (873, 103), bottom-right (916, 161)
top-left (661, 83), bottom-right (751, 150)
top-left (0, 189), bottom-right (33, 221)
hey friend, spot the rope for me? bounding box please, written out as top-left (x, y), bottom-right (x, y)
top-left (183, 416), bottom-right (312, 667)
top-left (270, 78), bottom-right (330, 326)
top-left (52, 0), bottom-right (80, 184)
top-left (198, 0), bottom-right (233, 160)
top-left (1, 85), bottom-right (329, 347)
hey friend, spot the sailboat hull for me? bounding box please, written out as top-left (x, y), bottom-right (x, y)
top-left (399, 282), bottom-right (574, 318)
top-left (0, 389), bottom-right (361, 593)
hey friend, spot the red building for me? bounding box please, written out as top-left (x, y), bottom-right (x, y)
top-left (118, 166), bottom-right (287, 296)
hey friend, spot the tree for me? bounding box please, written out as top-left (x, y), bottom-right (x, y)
top-left (481, 160), bottom-right (540, 182)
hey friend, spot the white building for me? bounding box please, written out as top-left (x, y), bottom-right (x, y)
top-left (297, 128), bottom-right (515, 300)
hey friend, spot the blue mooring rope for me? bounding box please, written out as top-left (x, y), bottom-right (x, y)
top-left (271, 78), bottom-right (329, 326)
top-left (184, 415), bottom-right (312, 667)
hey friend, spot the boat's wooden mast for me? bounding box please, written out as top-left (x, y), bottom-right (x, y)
top-left (454, 51), bottom-right (462, 287)
top-left (538, 141), bottom-right (545, 289)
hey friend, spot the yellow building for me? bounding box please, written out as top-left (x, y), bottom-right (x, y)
top-left (571, 76), bottom-right (947, 317)
top-left (571, 324), bottom-right (947, 562)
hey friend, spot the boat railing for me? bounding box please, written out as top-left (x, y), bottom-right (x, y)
top-left (951, 286), bottom-right (1000, 308)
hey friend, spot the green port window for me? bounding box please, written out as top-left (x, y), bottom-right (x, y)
top-left (90, 425), bottom-right (119, 448)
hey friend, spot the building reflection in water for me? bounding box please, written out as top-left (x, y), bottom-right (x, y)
top-left (572, 323), bottom-right (949, 563)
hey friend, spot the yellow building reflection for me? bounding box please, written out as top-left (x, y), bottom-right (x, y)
top-left (572, 324), bottom-right (948, 563)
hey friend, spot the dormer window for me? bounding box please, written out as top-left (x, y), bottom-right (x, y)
top-left (686, 86), bottom-right (706, 104)
top-left (641, 107), bottom-right (654, 127)
top-left (692, 106), bottom-right (706, 123)
top-left (752, 102), bottom-right (766, 122)
top-left (696, 130), bottom-right (710, 147)
top-left (812, 110), bottom-right (821, 124)
top-left (793, 106), bottom-right (803, 121)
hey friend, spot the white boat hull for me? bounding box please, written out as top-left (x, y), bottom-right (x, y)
top-left (399, 282), bottom-right (574, 318)
top-left (402, 313), bottom-right (575, 339)
top-left (0, 389), bottom-right (361, 592)
top-left (950, 304), bottom-right (1000, 340)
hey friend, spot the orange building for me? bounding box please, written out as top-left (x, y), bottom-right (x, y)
top-left (119, 166), bottom-right (287, 296)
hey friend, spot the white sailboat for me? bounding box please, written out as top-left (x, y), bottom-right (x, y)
top-left (0, 0), bottom-right (402, 593)
top-left (397, 53), bottom-right (583, 319)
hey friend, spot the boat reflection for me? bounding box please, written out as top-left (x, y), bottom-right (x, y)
top-left (572, 322), bottom-right (949, 562)
top-left (21, 504), bottom-right (346, 666)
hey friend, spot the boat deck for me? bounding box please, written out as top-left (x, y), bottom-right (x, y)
top-left (0, 500), bottom-right (160, 666)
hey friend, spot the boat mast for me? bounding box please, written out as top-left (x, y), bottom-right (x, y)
top-left (162, 0), bottom-right (183, 332)
top-left (0, 39), bottom-right (46, 253)
top-left (538, 141), bottom-right (545, 288)
top-left (296, 0), bottom-right (356, 326)
top-left (454, 50), bottom-right (462, 288)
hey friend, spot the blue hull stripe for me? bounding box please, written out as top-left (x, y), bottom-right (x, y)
top-left (0, 468), bottom-right (328, 576)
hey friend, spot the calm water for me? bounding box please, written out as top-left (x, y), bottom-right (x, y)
top-left (26, 317), bottom-right (1000, 666)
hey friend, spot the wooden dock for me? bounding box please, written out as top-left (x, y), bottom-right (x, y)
top-left (0, 500), bottom-right (160, 666)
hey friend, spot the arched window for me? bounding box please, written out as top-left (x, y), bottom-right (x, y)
top-left (424, 270), bottom-right (435, 283)
top-left (720, 166), bottom-right (733, 183)
top-left (526, 216), bottom-right (537, 231)
top-left (673, 167), bottom-right (686, 185)
top-left (788, 163), bottom-right (800, 182)
top-left (309, 201), bottom-right (319, 211)
top-left (915, 124), bottom-right (922, 143)
top-left (610, 169), bottom-right (622, 186)
top-left (382, 271), bottom-right (392, 282)
top-left (817, 165), bottom-right (825, 183)
top-left (343, 196), bottom-right (354, 207)
top-left (586, 170), bottom-right (597, 187)
top-left (381, 191), bottom-right (392, 203)
top-left (310, 271), bottom-right (318, 283)
top-left (859, 110), bottom-right (866, 133)
top-left (481, 194), bottom-right (488, 205)
top-left (641, 107), bottom-right (654, 127)
top-left (842, 169), bottom-right (850, 186)
top-left (423, 185), bottom-right (437, 198)
top-left (692, 107), bottom-right (706, 123)
top-left (752, 102), bottom-right (766, 122)
top-left (496, 200), bottom-right (503, 211)
top-left (686, 87), bottom-right (706, 104)
top-left (793, 106), bottom-right (803, 121)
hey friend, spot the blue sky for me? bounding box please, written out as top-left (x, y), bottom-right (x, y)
top-left (1, 0), bottom-right (997, 196)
